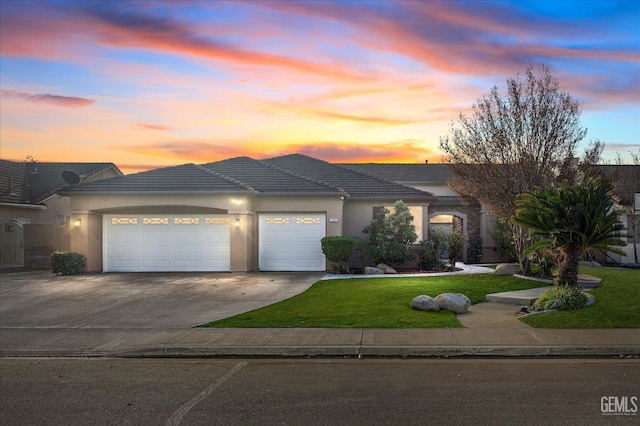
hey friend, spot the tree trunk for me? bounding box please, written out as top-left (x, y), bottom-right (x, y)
top-left (556, 247), bottom-right (580, 287)
top-left (511, 223), bottom-right (532, 275)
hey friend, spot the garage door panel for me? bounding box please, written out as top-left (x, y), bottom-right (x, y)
top-left (259, 214), bottom-right (325, 271)
top-left (110, 259), bottom-right (141, 271)
top-left (104, 215), bottom-right (230, 272)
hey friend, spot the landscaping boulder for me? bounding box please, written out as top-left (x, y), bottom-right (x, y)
top-left (494, 263), bottom-right (517, 276)
top-left (410, 295), bottom-right (440, 311)
top-left (435, 293), bottom-right (471, 314)
top-left (364, 266), bottom-right (385, 275)
top-left (377, 263), bottom-right (398, 274)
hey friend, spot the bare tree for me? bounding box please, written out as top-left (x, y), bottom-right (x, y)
top-left (439, 65), bottom-right (590, 272)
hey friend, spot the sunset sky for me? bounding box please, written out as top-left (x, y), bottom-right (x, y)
top-left (1, 0), bottom-right (639, 174)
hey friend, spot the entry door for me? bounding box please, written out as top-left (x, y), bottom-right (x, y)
top-left (259, 214), bottom-right (326, 271)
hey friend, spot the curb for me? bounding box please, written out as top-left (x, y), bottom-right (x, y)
top-left (3, 345), bottom-right (639, 359)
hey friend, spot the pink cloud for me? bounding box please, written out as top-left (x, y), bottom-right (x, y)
top-left (1, 90), bottom-right (95, 107)
top-left (136, 123), bottom-right (172, 131)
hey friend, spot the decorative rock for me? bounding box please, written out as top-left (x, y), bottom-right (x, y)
top-left (435, 293), bottom-right (471, 314)
top-left (494, 263), bottom-right (517, 276)
top-left (377, 263), bottom-right (397, 274)
top-left (410, 295), bottom-right (440, 311)
top-left (364, 266), bottom-right (385, 275)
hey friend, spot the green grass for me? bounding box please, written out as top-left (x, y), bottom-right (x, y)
top-left (520, 267), bottom-right (640, 328)
top-left (203, 274), bottom-right (548, 328)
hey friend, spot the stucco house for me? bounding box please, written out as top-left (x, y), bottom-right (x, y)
top-left (0, 160), bottom-right (122, 267)
top-left (346, 162), bottom-right (640, 265)
top-left (57, 154), bottom-right (437, 272)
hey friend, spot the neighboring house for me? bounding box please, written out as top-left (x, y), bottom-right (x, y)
top-left (0, 160), bottom-right (123, 267)
top-left (57, 154), bottom-right (436, 272)
top-left (593, 165), bottom-right (640, 264)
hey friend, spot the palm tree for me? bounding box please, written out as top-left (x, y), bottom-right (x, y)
top-left (512, 174), bottom-right (627, 287)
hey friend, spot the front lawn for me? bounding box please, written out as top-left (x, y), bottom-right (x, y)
top-left (203, 274), bottom-right (547, 328)
top-left (520, 267), bottom-right (640, 328)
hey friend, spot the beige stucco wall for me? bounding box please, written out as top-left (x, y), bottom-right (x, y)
top-left (66, 193), bottom-right (344, 272)
top-left (0, 195), bottom-right (70, 225)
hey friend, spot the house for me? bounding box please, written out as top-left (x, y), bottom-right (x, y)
top-left (346, 162), bottom-right (640, 265)
top-left (0, 160), bottom-right (123, 267)
top-left (57, 154), bottom-right (436, 272)
top-left (343, 162), bottom-right (491, 262)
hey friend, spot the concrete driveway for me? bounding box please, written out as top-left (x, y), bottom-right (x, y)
top-left (0, 271), bottom-right (324, 329)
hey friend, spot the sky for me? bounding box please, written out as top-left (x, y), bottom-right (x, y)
top-left (1, 0), bottom-right (639, 174)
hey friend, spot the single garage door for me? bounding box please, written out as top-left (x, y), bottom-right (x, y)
top-left (103, 214), bottom-right (230, 272)
top-left (259, 213), bottom-right (326, 271)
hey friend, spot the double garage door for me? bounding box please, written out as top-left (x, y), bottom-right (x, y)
top-left (103, 214), bottom-right (230, 272)
top-left (103, 213), bottom-right (326, 272)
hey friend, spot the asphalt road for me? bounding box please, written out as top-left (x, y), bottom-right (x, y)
top-left (1, 358), bottom-right (638, 425)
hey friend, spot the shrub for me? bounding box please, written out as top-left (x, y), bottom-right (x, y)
top-left (490, 217), bottom-right (517, 262)
top-left (321, 236), bottom-right (356, 273)
top-left (362, 200), bottom-right (417, 266)
top-left (531, 285), bottom-right (588, 311)
top-left (446, 227), bottom-right (467, 270)
top-left (529, 246), bottom-right (557, 279)
top-left (467, 236), bottom-right (483, 264)
top-left (51, 251), bottom-right (85, 275)
top-left (416, 227), bottom-right (447, 271)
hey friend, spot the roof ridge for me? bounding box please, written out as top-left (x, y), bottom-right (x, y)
top-left (257, 157), bottom-right (349, 198)
top-left (192, 163), bottom-right (258, 194)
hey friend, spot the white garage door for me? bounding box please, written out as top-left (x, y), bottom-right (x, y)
top-left (103, 214), bottom-right (230, 272)
top-left (259, 214), bottom-right (326, 271)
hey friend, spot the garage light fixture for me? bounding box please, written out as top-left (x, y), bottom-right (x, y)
top-left (234, 218), bottom-right (241, 227)
top-left (73, 218), bottom-right (82, 227)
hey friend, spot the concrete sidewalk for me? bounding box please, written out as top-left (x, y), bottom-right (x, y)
top-left (1, 326), bottom-right (638, 358)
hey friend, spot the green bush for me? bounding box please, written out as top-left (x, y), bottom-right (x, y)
top-left (321, 236), bottom-right (356, 273)
top-left (446, 227), bottom-right (467, 270)
top-left (417, 227), bottom-right (447, 271)
top-left (362, 200), bottom-right (417, 266)
top-left (532, 285), bottom-right (588, 311)
top-left (51, 251), bottom-right (85, 275)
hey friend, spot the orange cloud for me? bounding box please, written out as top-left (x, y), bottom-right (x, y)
top-left (1, 90), bottom-right (95, 107)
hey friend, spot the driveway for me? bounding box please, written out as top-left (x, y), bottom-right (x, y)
top-left (0, 271), bottom-right (324, 329)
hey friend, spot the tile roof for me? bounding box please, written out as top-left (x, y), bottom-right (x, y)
top-left (59, 154), bottom-right (434, 200)
top-left (265, 154), bottom-right (435, 199)
top-left (340, 163), bottom-right (451, 184)
top-left (1, 160), bottom-right (121, 204)
top-left (200, 157), bottom-right (344, 195)
top-left (58, 163), bottom-right (257, 195)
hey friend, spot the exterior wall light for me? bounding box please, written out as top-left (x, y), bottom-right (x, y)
top-left (73, 218), bottom-right (82, 227)
top-left (234, 218), bottom-right (241, 227)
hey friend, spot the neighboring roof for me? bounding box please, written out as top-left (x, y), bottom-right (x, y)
top-left (1, 160), bottom-right (122, 205)
top-left (340, 163), bottom-right (451, 184)
top-left (265, 154), bottom-right (435, 199)
top-left (593, 165), bottom-right (640, 205)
